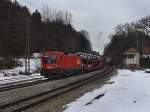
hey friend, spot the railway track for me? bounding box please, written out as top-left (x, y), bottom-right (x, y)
top-left (0, 77), bottom-right (49, 92)
top-left (0, 66), bottom-right (113, 112)
top-left (0, 75), bottom-right (44, 84)
top-left (0, 68), bottom-right (104, 92)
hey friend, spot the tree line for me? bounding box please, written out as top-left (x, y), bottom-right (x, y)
top-left (104, 15), bottom-right (150, 66)
top-left (0, 0), bottom-right (92, 57)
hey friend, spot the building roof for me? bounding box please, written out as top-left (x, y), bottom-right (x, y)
top-left (142, 47), bottom-right (150, 55)
top-left (124, 47), bottom-right (139, 54)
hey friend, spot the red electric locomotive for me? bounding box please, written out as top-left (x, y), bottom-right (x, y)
top-left (40, 51), bottom-right (104, 78)
top-left (40, 51), bottom-right (83, 78)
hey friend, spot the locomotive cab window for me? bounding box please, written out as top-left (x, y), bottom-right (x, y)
top-left (43, 55), bottom-right (57, 64)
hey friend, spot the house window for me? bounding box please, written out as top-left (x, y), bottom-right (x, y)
top-left (128, 54), bottom-right (135, 59)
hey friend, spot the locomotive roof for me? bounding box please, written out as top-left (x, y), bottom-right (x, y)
top-left (43, 51), bottom-right (65, 55)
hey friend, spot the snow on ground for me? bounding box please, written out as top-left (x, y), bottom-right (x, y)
top-left (0, 58), bottom-right (43, 84)
top-left (64, 69), bottom-right (150, 112)
top-left (13, 58), bottom-right (41, 73)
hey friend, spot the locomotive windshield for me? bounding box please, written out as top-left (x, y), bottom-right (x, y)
top-left (43, 55), bottom-right (57, 64)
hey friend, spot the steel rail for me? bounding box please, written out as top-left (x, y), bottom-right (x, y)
top-left (0, 78), bottom-right (49, 92)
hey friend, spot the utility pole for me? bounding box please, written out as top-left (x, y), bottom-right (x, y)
top-left (24, 18), bottom-right (30, 75)
top-left (7, 1), bottom-right (10, 24)
top-left (96, 31), bottom-right (103, 53)
top-left (136, 30), bottom-right (141, 67)
top-left (137, 37), bottom-right (139, 51)
top-left (98, 31), bottom-right (102, 38)
top-left (27, 20), bottom-right (30, 73)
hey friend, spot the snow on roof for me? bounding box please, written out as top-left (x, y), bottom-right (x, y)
top-left (124, 47), bottom-right (139, 54)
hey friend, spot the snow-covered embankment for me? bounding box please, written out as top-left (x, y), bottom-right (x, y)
top-left (64, 69), bottom-right (150, 112)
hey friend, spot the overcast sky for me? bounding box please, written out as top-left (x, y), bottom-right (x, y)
top-left (18, 0), bottom-right (150, 54)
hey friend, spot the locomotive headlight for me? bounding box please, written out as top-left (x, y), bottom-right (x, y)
top-left (77, 60), bottom-right (80, 64)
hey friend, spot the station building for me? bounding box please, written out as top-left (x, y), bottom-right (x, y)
top-left (123, 47), bottom-right (150, 68)
top-left (123, 47), bottom-right (140, 68)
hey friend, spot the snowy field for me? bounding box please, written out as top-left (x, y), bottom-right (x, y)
top-left (0, 58), bottom-right (43, 84)
top-left (64, 69), bottom-right (150, 112)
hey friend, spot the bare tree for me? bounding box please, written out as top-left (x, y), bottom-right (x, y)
top-left (41, 5), bottom-right (72, 24)
top-left (63, 10), bottom-right (72, 24)
top-left (41, 5), bottom-right (54, 22)
top-left (136, 16), bottom-right (150, 36)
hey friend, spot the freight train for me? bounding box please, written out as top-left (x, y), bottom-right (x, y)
top-left (40, 51), bottom-right (104, 78)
